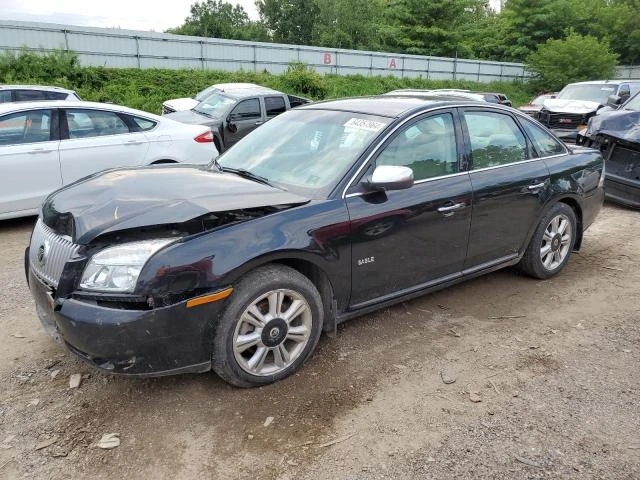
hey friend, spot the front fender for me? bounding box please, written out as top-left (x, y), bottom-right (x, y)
top-left (135, 199), bottom-right (351, 307)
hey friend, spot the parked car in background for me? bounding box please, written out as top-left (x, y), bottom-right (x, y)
top-left (161, 83), bottom-right (261, 115)
top-left (0, 85), bottom-right (81, 103)
top-left (518, 92), bottom-right (557, 118)
top-left (0, 101), bottom-right (218, 220)
top-left (477, 92), bottom-right (512, 106)
top-left (164, 85), bottom-right (310, 152)
top-left (577, 91), bottom-right (640, 208)
top-left (26, 97), bottom-right (603, 387)
top-left (538, 80), bottom-right (640, 141)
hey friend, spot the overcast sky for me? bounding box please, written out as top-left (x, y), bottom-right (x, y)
top-left (0, 0), bottom-right (259, 31)
top-left (1, 0), bottom-right (501, 33)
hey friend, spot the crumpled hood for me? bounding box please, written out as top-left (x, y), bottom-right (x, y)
top-left (41, 165), bottom-right (309, 244)
top-left (586, 109), bottom-right (640, 144)
top-left (542, 99), bottom-right (601, 114)
top-left (163, 98), bottom-right (199, 112)
top-left (163, 109), bottom-right (221, 127)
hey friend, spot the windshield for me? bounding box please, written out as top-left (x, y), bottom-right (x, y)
top-left (623, 92), bottom-right (640, 111)
top-left (215, 109), bottom-right (392, 197)
top-left (193, 92), bottom-right (236, 117)
top-left (556, 84), bottom-right (617, 103)
top-left (194, 86), bottom-right (220, 101)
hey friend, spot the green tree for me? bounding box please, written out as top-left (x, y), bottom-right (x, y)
top-left (379, 0), bottom-right (491, 58)
top-left (312, 0), bottom-right (385, 50)
top-left (526, 33), bottom-right (618, 91)
top-left (168, 0), bottom-right (269, 41)
top-left (257, 0), bottom-right (320, 45)
top-left (499, 0), bottom-right (577, 61)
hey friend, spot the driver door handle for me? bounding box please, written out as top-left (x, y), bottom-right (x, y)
top-left (254, 121), bottom-right (263, 125)
top-left (438, 202), bottom-right (466, 217)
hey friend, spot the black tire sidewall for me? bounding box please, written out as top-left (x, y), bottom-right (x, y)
top-left (212, 265), bottom-right (323, 387)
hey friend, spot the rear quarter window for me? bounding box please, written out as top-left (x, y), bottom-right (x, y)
top-left (520, 118), bottom-right (566, 157)
top-left (0, 90), bottom-right (11, 103)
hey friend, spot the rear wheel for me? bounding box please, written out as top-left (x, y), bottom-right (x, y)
top-left (212, 265), bottom-right (323, 387)
top-left (518, 202), bottom-right (577, 279)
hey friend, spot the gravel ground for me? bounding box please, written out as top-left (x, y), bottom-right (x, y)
top-left (0, 204), bottom-right (638, 480)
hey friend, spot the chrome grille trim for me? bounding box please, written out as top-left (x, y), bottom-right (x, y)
top-left (29, 219), bottom-right (80, 288)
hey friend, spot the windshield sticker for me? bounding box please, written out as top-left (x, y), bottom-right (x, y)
top-left (344, 118), bottom-right (386, 132)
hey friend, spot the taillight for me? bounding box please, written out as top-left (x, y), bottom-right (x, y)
top-left (194, 131), bottom-right (214, 143)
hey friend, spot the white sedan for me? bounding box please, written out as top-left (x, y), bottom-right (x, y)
top-left (0, 101), bottom-right (218, 220)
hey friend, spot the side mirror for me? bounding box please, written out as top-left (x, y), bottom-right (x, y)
top-left (364, 165), bottom-right (414, 191)
top-left (226, 119), bottom-right (238, 133)
top-left (607, 94), bottom-right (622, 108)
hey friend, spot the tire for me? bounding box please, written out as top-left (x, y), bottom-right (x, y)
top-left (212, 265), bottom-right (323, 387)
top-left (518, 202), bottom-right (577, 279)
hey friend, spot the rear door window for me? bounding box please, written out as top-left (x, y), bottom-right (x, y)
top-left (0, 90), bottom-right (11, 103)
top-left (464, 111), bottom-right (528, 169)
top-left (65, 109), bottom-right (130, 138)
top-left (265, 96), bottom-right (286, 117)
top-left (0, 109), bottom-right (53, 145)
top-left (14, 90), bottom-right (47, 102)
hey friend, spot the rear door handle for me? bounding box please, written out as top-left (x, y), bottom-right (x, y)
top-left (527, 182), bottom-right (546, 191)
top-left (438, 202), bottom-right (466, 217)
top-left (28, 147), bottom-right (54, 154)
top-left (125, 140), bottom-right (144, 145)
top-left (254, 121), bottom-right (263, 126)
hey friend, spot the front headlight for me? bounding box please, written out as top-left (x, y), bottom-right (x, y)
top-left (80, 239), bottom-right (175, 293)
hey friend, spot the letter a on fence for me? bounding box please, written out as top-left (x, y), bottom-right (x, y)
top-left (389, 58), bottom-right (397, 69)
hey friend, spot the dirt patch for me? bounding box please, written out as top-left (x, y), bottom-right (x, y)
top-left (1, 204), bottom-right (639, 479)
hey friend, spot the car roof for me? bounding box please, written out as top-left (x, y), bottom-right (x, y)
top-left (0, 84), bottom-right (76, 93)
top-left (298, 96), bottom-right (499, 118)
top-left (215, 86), bottom-right (285, 99)
top-left (0, 100), bottom-right (158, 118)
top-left (567, 79), bottom-right (640, 86)
top-left (384, 89), bottom-right (487, 102)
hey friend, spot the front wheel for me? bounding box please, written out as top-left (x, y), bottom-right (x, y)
top-left (518, 202), bottom-right (577, 279)
top-left (212, 265), bottom-right (323, 387)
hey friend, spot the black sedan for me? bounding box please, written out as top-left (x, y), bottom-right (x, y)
top-left (26, 97), bottom-right (604, 387)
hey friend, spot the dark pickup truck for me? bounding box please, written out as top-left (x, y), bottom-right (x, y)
top-left (164, 84), bottom-right (310, 152)
top-left (26, 97), bottom-right (604, 387)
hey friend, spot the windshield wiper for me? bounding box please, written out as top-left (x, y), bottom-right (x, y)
top-left (193, 108), bottom-right (214, 118)
top-left (218, 166), bottom-right (284, 190)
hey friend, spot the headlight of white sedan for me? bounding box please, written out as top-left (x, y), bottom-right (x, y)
top-left (80, 239), bottom-right (175, 293)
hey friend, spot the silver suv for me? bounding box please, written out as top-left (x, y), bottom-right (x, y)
top-left (0, 85), bottom-right (81, 103)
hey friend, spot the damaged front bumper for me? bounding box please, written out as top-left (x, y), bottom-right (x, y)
top-left (28, 266), bottom-right (227, 377)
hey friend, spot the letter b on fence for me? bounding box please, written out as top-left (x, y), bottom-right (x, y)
top-left (323, 53), bottom-right (332, 65)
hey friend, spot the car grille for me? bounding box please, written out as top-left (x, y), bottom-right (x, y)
top-left (162, 105), bottom-right (175, 115)
top-left (29, 219), bottom-right (80, 288)
top-left (540, 112), bottom-right (585, 129)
